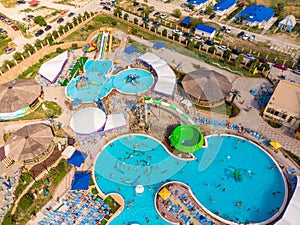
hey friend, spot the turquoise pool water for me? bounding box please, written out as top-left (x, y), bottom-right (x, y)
top-left (66, 60), bottom-right (153, 102)
top-left (94, 134), bottom-right (286, 225)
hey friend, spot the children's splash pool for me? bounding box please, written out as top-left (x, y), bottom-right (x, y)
top-left (94, 134), bottom-right (286, 225)
top-left (66, 60), bottom-right (153, 102)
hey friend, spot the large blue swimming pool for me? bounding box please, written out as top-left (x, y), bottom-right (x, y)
top-left (94, 134), bottom-right (286, 225)
top-left (66, 60), bottom-right (153, 102)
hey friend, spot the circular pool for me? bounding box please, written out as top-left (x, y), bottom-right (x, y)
top-left (94, 134), bottom-right (287, 225)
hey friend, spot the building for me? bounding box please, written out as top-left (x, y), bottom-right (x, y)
top-left (235, 5), bottom-right (274, 28)
top-left (214, 0), bottom-right (237, 16)
top-left (263, 80), bottom-right (300, 129)
top-left (182, 70), bottom-right (232, 107)
top-left (195, 24), bottom-right (216, 39)
top-left (188, 0), bottom-right (212, 10)
top-left (278, 15), bottom-right (296, 32)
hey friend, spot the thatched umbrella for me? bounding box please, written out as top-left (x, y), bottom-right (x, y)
top-left (182, 70), bottom-right (232, 103)
top-left (4, 124), bottom-right (54, 162)
top-left (0, 79), bottom-right (41, 113)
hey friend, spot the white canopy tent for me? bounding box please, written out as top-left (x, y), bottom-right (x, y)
top-left (70, 107), bottom-right (106, 135)
top-left (137, 52), bottom-right (176, 96)
top-left (276, 176), bottom-right (300, 225)
top-left (61, 146), bottom-right (76, 159)
top-left (104, 113), bottom-right (126, 132)
top-left (38, 51), bottom-right (68, 83)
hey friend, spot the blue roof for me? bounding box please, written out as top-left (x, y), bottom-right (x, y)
top-left (68, 150), bottom-right (88, 167)
top-left (214, 0), bottom-right (237, 11)
top-left (188, 0), bottom-right (207, 5)
top-left (236, 5), bottom-right (274, 23)
top-left (153, 42), bottom-right (166, 49)
top-left (124, 46), bottom-right (137, 53)
top-left (71, 172), bottom-right (91, 190)
top-left (195, 24), bottom-right (216, 33)
top-left (181, 17), bottom-right (192, 25)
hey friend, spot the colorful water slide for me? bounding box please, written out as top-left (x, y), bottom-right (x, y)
top-left (98, 31), bottom-right (109, 60)
top-left (142, 97), bottom-right (195, 125)
top-left (93, 33), bottom-right (102, 60)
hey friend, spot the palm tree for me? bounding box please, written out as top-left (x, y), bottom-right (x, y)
top-left (229, 89), bottom-right (241, 106)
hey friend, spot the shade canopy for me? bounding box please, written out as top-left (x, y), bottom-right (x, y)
top-left (0, 79), bottom-right (41, 113)
top-left (182, 70), bottom-right (232, 102)
top-left (135, 185), bottom-right (144, 194)
top-left (158, 187), bottom-right (171, 200)
top-left (270, 140), bottom-right (282, 149)
top-left (169, 125), bottom-right (204, 153)
top-left (67, 150), bottom-right (87, 167)
top-left (4, 123), bottom-right (54, 162)
top-left (71, 172), bottom-right (91, 190)
top-left (153, 42), bottom-right (166, 49)
top-left (124, 46), bottom-right (137, 53)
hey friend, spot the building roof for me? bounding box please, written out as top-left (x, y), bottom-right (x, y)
top-left (237, 5), bottom-right (274, 23)
top-left (182, 70), bottom-right (232, 102)
top-left (214, 0), bottom-right (237, 11)
top-left (70, 107), bottom-right (106, 135)
top-left (279, 15), bottom-right (296, 27)
top-left (181, 17), bottom-right (192, 25)
top-left (104, 113), bottom-right (127, 132)
top-left (267, 80), bottom-right (300, 117)
top-left (0, 79), bottom-right (41, 113)
top-left (38, 51), bottom-right (68, 83)
top-left (188, 0), bottom-right (207, 5)
top-left (195, 24), bottom-right (216, 34)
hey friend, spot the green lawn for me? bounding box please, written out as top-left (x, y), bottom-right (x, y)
top-left (195, 101), bottom-right (240, 118)
top-left (0, 37), bottom-right (12, 56)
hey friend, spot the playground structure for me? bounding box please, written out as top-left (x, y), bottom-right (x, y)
top-left (141, 96), bottom-right (195, 125)
top-left (75, 76), bottom-right (89, 88)
top-left (83, 28), bottom-right (113, 60)
top-left (125, 73), bottom-right (139, 86)
top-left (169, 125), bottom-right (204, 153)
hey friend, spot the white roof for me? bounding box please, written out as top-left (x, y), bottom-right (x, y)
top-left (104, 113), bottom-right (126, 131)
top-left (280, 15), bottom-right (296, 27)
top-left (137, 53), bottom-right (176, 96)
top-left (39, 51), bottom-right (68, 83)
top-left (70, 107), bottom-right (106, 135)
top-left (61, 145), bottom-right (76, 158)
top-left (276, 176), bottom-right (300, 225)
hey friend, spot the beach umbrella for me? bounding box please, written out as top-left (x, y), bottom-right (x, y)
top-left (153, 42), bottom-right (166, 49)
top-left (158, 187), bottom-right (171, 200)
top-left (135, 185), bottom-right (144, 194)
top-left (4, 124), bottom-right (54, 162)
top-left (270, 140), bottom-right (282, 149)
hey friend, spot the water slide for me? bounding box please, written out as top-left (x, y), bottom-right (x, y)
top-left (143, 97), bottom-right (195, 125)
top-left (98, 31), bottom-right (109, 60)
top-left (93, 33), bottom-right (102, 60)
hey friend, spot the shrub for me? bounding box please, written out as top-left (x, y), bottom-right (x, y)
top-left (56, 47), bottom-right (63, 53)
top-left (18, 193), bottom-right (34, 211)
top-left (71, 43), bottom-right (78, 49)
top-left (92, 187), bottom-right (99, 195)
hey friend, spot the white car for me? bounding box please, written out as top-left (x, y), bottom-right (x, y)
top-left (226, 27), bottom-right (231, 34)
top-left (160, 13), bottom-right (167, 19)
top-left (172, 29), bottom-right (182, 35)
top-left (248, 34), bottom-right (255, 42)
top-left (185, 7), bottom-right (192, 12)
top-left (218, 45), bottom-right (229, 51)
top-left (242, 34), bottom-right (249, 40)
top-left (194, 36), bottom-right (204, 42)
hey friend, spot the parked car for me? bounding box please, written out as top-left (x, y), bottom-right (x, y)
top-left (45, 25), bottom-right (52, 31)
top-left (226, 27), bottom-right (231, 34)
top-left (137, 7), bottom-right (144, 11)
top-left (142, 17), bottom-right (150, 22)
top-left (194, 36), bottom-right (204, 42)
top-left (185, 7), bottom-right (192, 12)
top-left (209, 13), bottom-right (216, 19)
top-left (149, 6), bottom-right (155, 10)
top-left (103, 6), bottom-right (111, 11)
top-left (180, 3), bottom-right (186, 7)
top-left (172, 29), bottom-right (182, 35)
top-left (152, 21), bottom-right (161, 27)
top-left (244, 53), bottom-right (255, 60)
top-left (153, 12), bottom-right (160, 17)
top-left (218, 45), bottom-right (229, 51)
top-left (205, 40), bottom-right (215, 46)
top-left (259, 57), bottom-right (268, 63)
top-left (183, 32), bottom-right (193, 38)
top-left (199, 10), bottom-right (206, 15)
top-left (68, 12), bottom-right (75, 17)
top-left (160, 14), bottom-right (167, 19)
top-left (0, 28), bottom-right (7, 34)
top-left (220, 26), bottom-right (226, 31)
top-left (248, 34), bottom-right (255, 42)
top-left (133, 1), bottom-right (139, 6)
top-left (0, 15), bottom-right (5, 20)
top-left (4, 19), bottom-right (12, 25)
top-left (231, 49), bottom-right (241, 55)
top-left (242, 34), bottom-right (249, 40)
top-left (291, 68), bottom-right (300, 75)
top-left (16, 0), bottom-right (26, 4)
top-left (57, 17), bottom-right (64, 24)
top-left (5, 47), bottom-right (15, 54)
top-left (28, 15), bottom-right (35, 19)
top-left (237, 31), bottom-right (245, 38)
top-left (273, 63), bottom-right (288, 71)
top-left (100, 1), bottom-right (106, 5)
top-left (35, 29), bottom-right (44, 37)
top-left (11, 25), bottom-right (19, 31)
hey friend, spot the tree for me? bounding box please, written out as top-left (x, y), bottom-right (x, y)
top-left (143, 9), bottom-right (150, 18)
top-left (13, 52), bottom-right (23, 61)
top-left (223, 49), bottom-right (231, 63)
top-left (34, 39), bottom-right (42, 48)
top-left (190, 18), bottom-right (202, 30)
top-left (260, 62), bottom-right (270, 71)
top-left (84, 11), bottom-right (90, 19)
top-left (249, 58), bottom-right (259, 72)
top-left (173, 9), bottom-right (182, 18)
top-left (187, 40), bottom-right (195, 50)
top-left (34, 16), bottom-right (47, 26)
top-left (208, 46), bottom-right (216, 54)
top-left (235, 54), bottom-right (244, 68)
top-left (23, 43), bottom-right (35, 54)
top-left (114, 7), bottom-right (122, 17)
top-left (274, 2), bottom-right (285, 18)
top-left (206, 3), bottom-right (214, 15)
top-left (229, 89), bottom-right (241, 106)
top-left (56, 47), bottom-right (64, 53)
top-left (124, 13), bottom-right (129, 20)
top-left (66, 22), bottom-right (73, 30)
top-left (58, 25), bottom-right (65, 34)
top-left (162, 29), bottom-right (168, 36)
top-left (134, 17), bottom-right (138, 24)
top-left (187, 4), bottom-right (194, 10)
top-left (173, 33), bottom-right (180, 41)
top-left (73, 17), bottom-right (78, 26)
